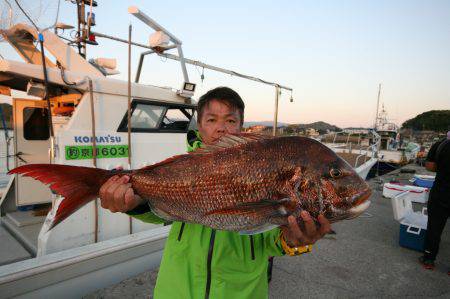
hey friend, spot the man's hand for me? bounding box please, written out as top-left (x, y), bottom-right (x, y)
top-left (281, 211), bottom-right (331, 247)
top-left (99, 175), bottom-right (145, 213)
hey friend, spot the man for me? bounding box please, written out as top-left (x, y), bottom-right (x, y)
top-left (99, 87), bottom-right (331, 298)
top-left (420, 131), bottom-right (450, 273)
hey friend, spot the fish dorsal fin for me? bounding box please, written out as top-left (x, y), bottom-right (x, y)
top-left (192, 133), bottom-right (273, 155)
top-left (138, 133), bottom-right (272, 171)
top-left (138, 153), bottom-right (190, 172)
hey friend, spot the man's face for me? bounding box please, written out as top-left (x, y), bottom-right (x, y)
top-left (198, 99), bottom-right (242, 145)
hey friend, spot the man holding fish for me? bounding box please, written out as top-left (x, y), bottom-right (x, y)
top-left (98, 87), bottom-right (354, 298)
top-left (11, 87), bottom-right (371, 298)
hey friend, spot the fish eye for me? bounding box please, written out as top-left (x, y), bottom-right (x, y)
top-left (329, 168), bottom-right (342, 178)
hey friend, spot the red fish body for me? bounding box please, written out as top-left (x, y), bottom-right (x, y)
top-left (10, 134), bottom-right (371, 232)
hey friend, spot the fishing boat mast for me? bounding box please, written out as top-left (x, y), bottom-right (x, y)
top-left (374, 83), bottom-right (382, 129)
top-left (72, 0), bottom-right (98, 57)
top-left (92, 6), bottom-right (294, 136)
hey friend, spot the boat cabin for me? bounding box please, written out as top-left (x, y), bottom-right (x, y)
top-left (0, 23), bottom-right (196, 259)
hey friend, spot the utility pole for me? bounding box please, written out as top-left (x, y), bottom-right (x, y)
top-left (273, 85), bottom-right (280, 136)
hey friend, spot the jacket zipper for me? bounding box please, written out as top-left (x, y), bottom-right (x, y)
top-left (205, 229), bottom-right (216, 299)
top-left (249, 235), bottom-right (255, 260)
top-left (177, 223), bottom-right (185, 241)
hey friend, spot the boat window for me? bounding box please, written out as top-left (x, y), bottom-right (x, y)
top-left (131, 104), bottom-right (164, 129)
top-left (161, 108), bottom-right (191, 130)
top-left (23, 107), bottom-right (50, 140)
top-left (118, 100), bottom-right (195, 133)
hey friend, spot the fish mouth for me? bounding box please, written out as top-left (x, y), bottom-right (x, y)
top-left (329, 188), bottom-right (372, 222)
top-left (348, 200), bottom-right (371, 218)
top-left (347, 188), bottom-right (371, 217)
top-left (351, 188), bottom-right (372, 207)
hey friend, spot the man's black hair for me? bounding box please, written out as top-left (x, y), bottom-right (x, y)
top-left (197, 87), bottom-right (245, 125)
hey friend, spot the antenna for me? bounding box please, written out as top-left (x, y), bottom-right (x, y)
top-left (128, 6), bottom-right (192, 95)
top-left (69, 0), bottom-right (98, 58)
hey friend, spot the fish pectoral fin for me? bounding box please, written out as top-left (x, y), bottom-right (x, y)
top-left (204, 199), bottom-right (290, 217)
top-left (239, 224), bottom-right (279, 235)
top-left (151, 207), bottom-right (179, 221)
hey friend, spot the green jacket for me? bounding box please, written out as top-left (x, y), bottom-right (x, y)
top-left (128, 131), bottom-right (285, 299)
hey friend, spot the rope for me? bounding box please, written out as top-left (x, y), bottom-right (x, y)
top-left (13, 0), bottom-right (39, 30)
top-left (0, 105), bottom-right (10, 170)
top-left (58, 63), bottom-right (77, 85)
top-left (88, 78), bottom-right (98, 243)
top-left (127, 24), bottom-right (133, 235)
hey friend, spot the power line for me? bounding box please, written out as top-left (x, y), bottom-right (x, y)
top-left (13, 0), bottom-right (39, 30)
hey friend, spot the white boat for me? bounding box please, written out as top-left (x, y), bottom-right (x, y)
top-left (0, 19), bottom-right (186, 299)
top-left (323, 129), bottom-right (380, 180)
top-left (324, 85), bottom-right (420, 179)
top-left (374, 94), bottom-right (419, 166)
top-left (0, 4), bottom-right (293, 298)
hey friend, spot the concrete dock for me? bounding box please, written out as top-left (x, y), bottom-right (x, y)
top-left (85, 164), bottom-right (449, 298)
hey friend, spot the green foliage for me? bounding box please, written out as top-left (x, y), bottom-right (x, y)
top-left (402, 110), bottom-right (450, 132)
top-left (287, 121), bottom-right (341, 134)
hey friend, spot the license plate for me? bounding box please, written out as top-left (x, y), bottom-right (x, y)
top-left (65, 145), bottom-right (129, 160)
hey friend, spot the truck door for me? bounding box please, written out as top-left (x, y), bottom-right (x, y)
top-left (13, 99), bottom-right (52, 206)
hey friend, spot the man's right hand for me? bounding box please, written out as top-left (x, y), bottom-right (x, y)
top-left (99, 175), bottom-right (145, 213)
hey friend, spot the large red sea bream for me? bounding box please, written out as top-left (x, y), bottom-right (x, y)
top-left (10, 134), bottom-right (371, 233)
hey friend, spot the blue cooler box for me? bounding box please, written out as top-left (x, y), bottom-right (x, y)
top-left (412, 175), bottom-right (435, 188)
top-left (399, 212), bottom-right (428, 252)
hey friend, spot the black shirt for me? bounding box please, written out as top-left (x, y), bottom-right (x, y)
top-left (427, 138), bottom-right (450, 191)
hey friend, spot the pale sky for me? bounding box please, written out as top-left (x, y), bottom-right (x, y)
top-left (1, 0), bottom-right (449, 128)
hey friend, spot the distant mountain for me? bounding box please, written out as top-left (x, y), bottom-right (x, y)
top-left (0, 103), bottom-right (12, 129)
top-left (402, 110), bottom-right (450, 132)
top-left (291, 121), bottom-right (341, 133)
top-left (343, 127), bottom-right (370, 130)
top-left (243, 121), bottom-right (289, 128)
top-left (244, 120), bottom-right (341, 134)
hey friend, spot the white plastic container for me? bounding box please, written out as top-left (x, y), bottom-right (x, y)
top-left (383, 182), bottom-right (429, 203)
top-left (390, 191), bottom-right (428, 252)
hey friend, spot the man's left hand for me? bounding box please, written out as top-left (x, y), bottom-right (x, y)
top-left (281, 211), bottom-right (331, 247)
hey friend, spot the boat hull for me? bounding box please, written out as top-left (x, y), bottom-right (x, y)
top-left (0, 227), bottom-right (169, 299)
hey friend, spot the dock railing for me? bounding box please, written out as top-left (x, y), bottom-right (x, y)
top-left (330, 130), bottom-right (380, 168)
top-left (354, 130), bottom-right (380, 167)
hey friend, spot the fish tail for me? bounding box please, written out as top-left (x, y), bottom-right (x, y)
top-left (9, 164), bottom-right (126, 229)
